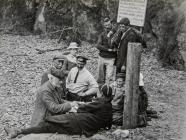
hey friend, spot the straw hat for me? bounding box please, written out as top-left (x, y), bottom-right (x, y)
top-left (67, 42), bottom-right (79, 49)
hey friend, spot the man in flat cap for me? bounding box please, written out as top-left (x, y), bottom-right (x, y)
top-left (31, 68), bottom-right (76, 127)
top-left (41, 54), bottom-right (67, 85)
top-left (66, 55), bottom-right (99, 102)
top-left (111, 17), bottom-right (147, 73)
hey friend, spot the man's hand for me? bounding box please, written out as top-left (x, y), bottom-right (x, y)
top-left (69, 101), bottom-right (79, 113)
top-left (69, 106), bottom-right (78, 113)
top-left (70, 101), bottom-right (78, 108)
top-left (108, 49), bottom-right (117, 52)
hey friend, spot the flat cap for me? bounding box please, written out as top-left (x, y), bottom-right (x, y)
top-left (53, 54), bottom-right (66, 60)
top-left (118, 17), bottom-right (130, 26)
top-left (76, 55), bottom-right (89, 61)
top-left (103, 17), bottom-right (110, 23)
top-left (116, 72), bottom-right (126, 79)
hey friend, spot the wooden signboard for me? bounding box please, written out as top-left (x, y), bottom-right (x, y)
top-left (117, 0), bottom-right (148, 27)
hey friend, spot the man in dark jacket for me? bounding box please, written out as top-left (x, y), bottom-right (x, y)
top-left (31, 68), bottom-right (75, 127)
top-left (96, 18), bottom-right (117, 85)
top-left (9, 85), bottom-right (113, 138)
top-left (41, 54), bottom-right (67, 85)
top-left (111, 18), bottom-right (147, 73)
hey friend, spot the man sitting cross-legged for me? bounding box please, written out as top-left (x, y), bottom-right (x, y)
top-left (31, 68), bottom-right (76, 127)
top-left (9, 84), bottom-right (113, 138)
top-left (66, 55), bottom-right (99, 102)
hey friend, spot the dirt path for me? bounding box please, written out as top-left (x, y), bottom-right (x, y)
top-left (0, 34), bottom-right (186, 140)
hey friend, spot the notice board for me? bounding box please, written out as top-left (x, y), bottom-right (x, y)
top-left (117, 0), bottom-right (148, 27)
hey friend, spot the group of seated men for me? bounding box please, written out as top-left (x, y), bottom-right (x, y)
top-left (7, 17), bottom-right (154, 138)
top-left (8, 45), bottom-right (115, 138)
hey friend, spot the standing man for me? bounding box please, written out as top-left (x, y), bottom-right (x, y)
top-left (66, 55), bottom-right (99, 102)
top-left (111, 17), bottom-right (147, 73)
top-left (31, 68), bottom-right (75, 127)
top-left (96, 18), bottom-right (117, 85)
top-left (41, 54), bottom-right (67, 85)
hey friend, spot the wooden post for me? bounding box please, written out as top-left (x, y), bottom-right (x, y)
top-left (122, 42), bottom-right (142, 129)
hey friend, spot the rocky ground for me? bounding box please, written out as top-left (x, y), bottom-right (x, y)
top-left (0, 34), bottom-right (186, 140)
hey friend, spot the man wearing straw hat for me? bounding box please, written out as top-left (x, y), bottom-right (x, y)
top-left (64, 42), bottom-right (79, 72)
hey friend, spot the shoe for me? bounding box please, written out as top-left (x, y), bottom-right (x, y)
top-left (147, 117), bottom-right (152, 121)
top-left (146, 110), bottom-right (157, 115)
top-left (147, 114), bottom-right (159, 119)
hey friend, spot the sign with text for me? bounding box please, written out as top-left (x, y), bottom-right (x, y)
top-left (117, 0), bottom-right (148, 27)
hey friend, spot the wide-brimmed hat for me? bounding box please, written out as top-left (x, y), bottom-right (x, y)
top-left (67, 42), bottom-right (79, 49)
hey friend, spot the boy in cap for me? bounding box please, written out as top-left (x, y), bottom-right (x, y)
top-left (110, 72), bottom-right (126, 126)
top-left (110, 71), bottom-right (149, 127)
top-left (66, 55), bottom-right (99, 102)
top-left (9, 84), bottom-right (113, 138)
top-left (41, 54), bottom-right (67, 85)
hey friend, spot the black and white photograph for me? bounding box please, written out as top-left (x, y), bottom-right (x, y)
top-left (0, 0), bottom-right (186, 139)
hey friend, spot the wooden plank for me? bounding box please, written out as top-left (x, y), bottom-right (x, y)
top-left (122, 42), bottom-right (142, 129)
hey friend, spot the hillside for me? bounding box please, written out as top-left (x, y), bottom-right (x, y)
top-left (0, 34), bottom-right (186, 140)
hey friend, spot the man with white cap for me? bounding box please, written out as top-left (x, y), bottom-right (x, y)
top-left (66, 55), bottom-right (99, 102)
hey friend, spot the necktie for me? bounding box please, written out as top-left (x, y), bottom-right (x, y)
top-left (73, 69), bottom-right (79, 83)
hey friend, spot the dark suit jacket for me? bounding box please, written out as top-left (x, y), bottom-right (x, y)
top-left (46, 97), bottom-right (112, 137)
top-left (112, 27), bottom-right (146, 69)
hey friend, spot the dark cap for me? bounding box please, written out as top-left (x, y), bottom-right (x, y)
top-left (76, 55), bottom-right (89, 62)
top-left (118, 17), bottom-right (130, 26)
top-left (50, 67), bottom-right (65, 80)
top-left (101, 84), bottom-right (112, 97)
top-left (53, 54), bottom-right (66, 61)
top-left (116, 72), bottom-right (126, 79)
top-left (103, 17), bottom-right (110, 23)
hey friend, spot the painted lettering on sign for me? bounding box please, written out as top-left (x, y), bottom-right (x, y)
top-left (117, 0), bottom-right (147, 27)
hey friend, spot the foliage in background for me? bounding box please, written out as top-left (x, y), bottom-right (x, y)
top-left (0, 0), bottom-right (185, 70)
